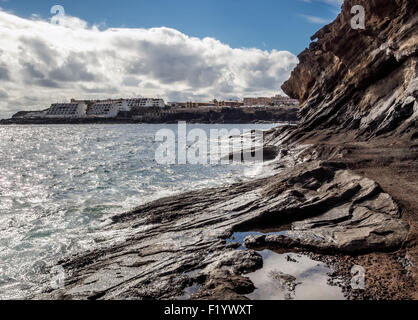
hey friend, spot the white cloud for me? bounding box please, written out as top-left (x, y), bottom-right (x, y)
top-left (301, 0), bottom-right (343, 5)
top-left (321, 0), bottom-right (343, 5)
top-left (298, 0), bottom-right (342, 24)
top-left (0, 10), bottom-right (298, 119)
top-left (298, 14), bottom-right (332, 24)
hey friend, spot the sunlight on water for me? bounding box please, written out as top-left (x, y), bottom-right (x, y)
top-left (0, 123), bottom-right (281, 299)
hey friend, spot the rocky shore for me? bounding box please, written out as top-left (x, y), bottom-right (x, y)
top-left (37, 0), bottom-right (417, 300)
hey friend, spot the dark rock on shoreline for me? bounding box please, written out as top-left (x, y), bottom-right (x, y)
top-left (35, 0), bottom-right (418, 300)
top-left (1, 107), bottom-right (299, 125)
top-left (36, 149), bottom-right (408, 299)
top-left (221, 145), bottom-right (280, 162)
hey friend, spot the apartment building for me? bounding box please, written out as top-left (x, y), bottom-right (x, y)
top-left (244, 95), bottom-right (298, 107)
top-left (243, 97), bottom-right (272, 106)
top-left (126, 98), bottom-right (165, 108)
top-left (87, 100), bottom-right (130, 118)
top-left (45, 103), bottom-right (87, 118)
top-left (214, 100), bottom-right (244, 108)
top-left (271, 94), bottom-right (299, 106)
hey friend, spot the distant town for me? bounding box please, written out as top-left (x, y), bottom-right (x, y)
top-left (11, 94), bottom-right (299, 120)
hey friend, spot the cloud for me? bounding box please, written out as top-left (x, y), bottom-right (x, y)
top-left (0, 63), bottom-right (9, 80)
top-left (299, 0), bottom-right (343, 20)
top-left (321, 0), bottom-right (343, 5)
top-left (298, 14), bottom-right (331, 24)
top-left (0, 10), bottom-right (298, 119)
top-left (301, 0), bottom-right (343, 5)
top-left (0, 89), bottom-right (8, 99)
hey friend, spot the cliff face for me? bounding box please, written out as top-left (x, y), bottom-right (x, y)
top-left (282, 0), bottom-right (417, 140)
top-left (34, 1), bottom-right (418, 301)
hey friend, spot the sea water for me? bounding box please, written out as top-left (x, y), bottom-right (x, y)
top-left (0, 123), bottom-right (280, 299)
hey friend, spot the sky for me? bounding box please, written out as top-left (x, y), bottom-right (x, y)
top-left (0, 0), bottom-right (343, 119)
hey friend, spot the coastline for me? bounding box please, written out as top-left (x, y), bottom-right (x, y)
top-left (34, 128), bottom-right (416, 300)
top-left (0, 119), bottom-right (298, 125)
top-left (0, 107), bottom-right (299, 126)
top-left (34, 0), bottom-right (417, 300)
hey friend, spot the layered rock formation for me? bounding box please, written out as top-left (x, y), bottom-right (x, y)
top-left (37, 0), bottom-right (417, 300)
top-left (38, 152), bottom-right (408, 300)
top-left (282, 0), bottom-right (417, 141)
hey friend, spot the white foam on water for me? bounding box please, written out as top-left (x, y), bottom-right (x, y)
top-left (0, 123), bottom-right (283, 299)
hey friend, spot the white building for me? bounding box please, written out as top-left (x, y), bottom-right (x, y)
top-left (87, 100), bottom-right (130, 118)
top-left (126, 98), bottom-right (165, 108)
top-left (271, 95), bottom-right (299, 106)
top-left (45, 103), bottom-right (87, 118)
top-left (44, 97), bottom-right (165, 119)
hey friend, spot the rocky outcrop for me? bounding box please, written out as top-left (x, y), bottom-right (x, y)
top-left (245, 169), bottom-right (409, 253)
top-left (282, 0), bottom-right (417, 141)
top-left (35, 0), bottom-right (417, 300)
top-left (37, 148), bottom-right (408, 299)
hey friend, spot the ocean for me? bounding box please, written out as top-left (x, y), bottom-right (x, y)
top-left (0, 123), bottom-right (281, 299)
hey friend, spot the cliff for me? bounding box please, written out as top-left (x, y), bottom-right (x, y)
top-left (36, 0), bottom-right (418, 300)
top-left (282, 0), bottom-right (417, 141)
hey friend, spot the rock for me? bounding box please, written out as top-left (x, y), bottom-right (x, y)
top-left (286, 255), bottom-right (298, 263)
top-left (222, 145), bottom-right (280, 162)
top-left (36, 159), bottom-right (408, 300)
top-left (191, 270), bottom-right (256, 300)
top-left (269, 271), bottom-right (300, 290)
top-left (34, 0), bottom-right (417, 300)
top-left (281, 0), bottom-right (417, 142)
top-left (1, 107), bottom-right (300, 125)
top-left (244, 168), bottom-right (409, 253)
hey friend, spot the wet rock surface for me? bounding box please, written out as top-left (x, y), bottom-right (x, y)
top-left (267, 271), bottom-right (301, 300)
top-left (37, 149), bottom-right (408, 299)
top-left (222, 145), bottom-right (280, 162)
top-left (1, 107), bottom-right (299, 125)
top-left (36, 0), bottom-right (417, 300)
top-left (244, 167), bottom-right (408, 253)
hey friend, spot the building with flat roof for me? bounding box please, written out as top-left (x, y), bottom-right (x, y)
top-left (70, 98), bottom-right (165, 109)
top-left (167, 101), bottom-right (214, 108)
top-left (244, 95), bottom-right (298, 107)
top-left (126, 98), bottom-right (165, 108)
top-left (45, 97), bottom-right (165, 119)
top-left (214, 100), bottom-right (244, 108)
top-left (243, 97), bottom-right (271, 106)
top-left (87, 100), bottom-right (130, 118)
top-left (271, 94), bottom-right (299, 106)
top-left (45, 103), bottom-right (87, 118)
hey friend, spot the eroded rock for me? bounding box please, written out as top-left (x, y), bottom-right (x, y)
top-left (35, 0), bottom-right (416, 300)
top-left (37, 158), bottom-right (408, 300)
top-left (281, 0), bottom-right (417, 142)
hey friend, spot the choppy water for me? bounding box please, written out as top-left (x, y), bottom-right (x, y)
top-left (0, 123), bottom-right (280, 299)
